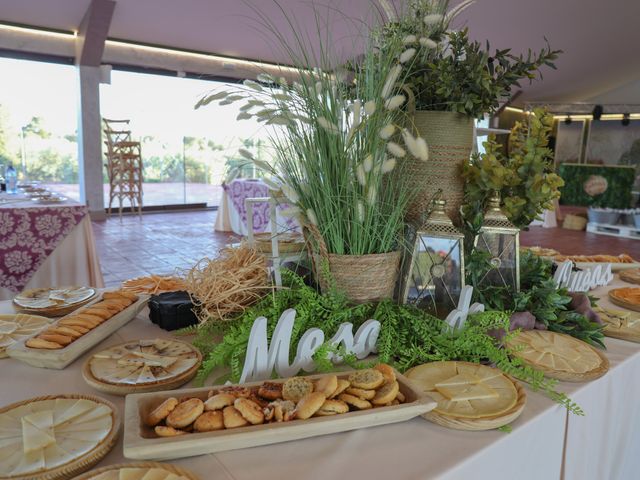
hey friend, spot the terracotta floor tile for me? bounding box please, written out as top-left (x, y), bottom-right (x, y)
top-left (91, 210), bottom-right (640, 288)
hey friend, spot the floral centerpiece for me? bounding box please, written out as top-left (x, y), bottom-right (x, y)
top-left (375, 0), bottom-right (561, 224)
top-left (197, 13), bottom-right (429, 303)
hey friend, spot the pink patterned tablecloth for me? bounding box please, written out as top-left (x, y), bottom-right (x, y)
top-left (0, 198), bottom-right (88, 293)
top-left (224, 179), bottom-right (297, 233)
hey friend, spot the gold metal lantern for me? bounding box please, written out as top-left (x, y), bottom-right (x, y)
top-left (473, 192), bottom-right (520, 292)
top-left (401, 199), bottom-right (465, 318)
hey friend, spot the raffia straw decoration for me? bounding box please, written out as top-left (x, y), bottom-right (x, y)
top-left (184, 245), bottom-right (270, 323)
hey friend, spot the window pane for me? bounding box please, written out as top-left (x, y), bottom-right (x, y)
top-left (100, 71), bottom-right (274, 207)
top-left (0, 57), bottom-right (79, 200)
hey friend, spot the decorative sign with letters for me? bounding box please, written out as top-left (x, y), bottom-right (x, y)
top-left (239, 287), bottom-right (486, 383)
top-left (240, 309), bottom-right (380, 383)
top-left (444, 286), bottom-right (485, 330)
top-left (553, 261), bottom-right (613, 292)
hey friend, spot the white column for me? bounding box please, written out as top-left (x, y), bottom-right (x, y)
top-left (77, 65), bottom-right (105, 219)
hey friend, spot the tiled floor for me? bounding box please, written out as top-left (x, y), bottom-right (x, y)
top-left (91, 211), bottom-right (640, 288)
top-left (92, 210), bottom-right (236, 288)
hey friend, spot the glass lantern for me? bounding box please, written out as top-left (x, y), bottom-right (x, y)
top-left (473, 192), bottom-right (520, 292)
top-left (401, 199), bottom-right (465, 318)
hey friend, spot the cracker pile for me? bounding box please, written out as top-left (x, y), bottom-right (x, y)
top-left (147, 365), bottom-right (405, 436)
top-left (554, 253), bottom-right (636, 264)
top-left (25, 290), bottom-right (138, 350)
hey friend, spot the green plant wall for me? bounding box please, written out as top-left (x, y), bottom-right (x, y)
top-left (558, 163), bottom-right (635, 208)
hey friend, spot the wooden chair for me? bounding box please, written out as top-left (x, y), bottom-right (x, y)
top-left (102, 118), bottom-right (143, 217)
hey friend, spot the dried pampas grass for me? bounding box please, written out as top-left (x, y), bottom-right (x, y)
top-left (184, 245), bottom-right (271, 323)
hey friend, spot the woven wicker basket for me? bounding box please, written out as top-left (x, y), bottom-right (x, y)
top-left (562, 214), bottom-right (587, 231)
top-left (306, 225), bottom-right (401, 304)
top-left (401, 90), bottom-right (473, 226)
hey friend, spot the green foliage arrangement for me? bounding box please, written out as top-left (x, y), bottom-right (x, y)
top-left (557, 163), bottom-right (635, 208)
top-left (462, 108), bottom-right (565, 232)
top-left (196, 5), bottom-right (431, 255)
top-left (468, 250), bottom-right (605, 347)
top-left (184, 271), bottom-right (582, 414)
top-left (378, 1), bottom-right (561, 117)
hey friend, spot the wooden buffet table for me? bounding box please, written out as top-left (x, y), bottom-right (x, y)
top-left (0, 278), bottom-right (638, 480)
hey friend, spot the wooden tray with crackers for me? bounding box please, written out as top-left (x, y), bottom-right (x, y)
top-left (123, 366), bottom-right (436, 460)
top-left (405, 361), bottom-right (526, 431)
top-left (6, 290), bottom-right (149, 369)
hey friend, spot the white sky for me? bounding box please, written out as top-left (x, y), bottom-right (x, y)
top-left (0, 56), bottom-right (271, 156)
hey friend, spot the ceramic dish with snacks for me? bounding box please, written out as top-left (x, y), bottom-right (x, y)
top-left (7, 290), bottom-right (148, 369)
top-left (13, 286), bottom-right (97, 318)
top-left (123, 365), bottom-right (436, 460)
top-left (0, 394), bottom-right (120, 480)
top-left (83, 339), bottom-right (201, 396)
top-left (0, 314), bottom-right (52, 358)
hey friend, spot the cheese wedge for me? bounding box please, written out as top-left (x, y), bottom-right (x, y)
top-left (141, 468), bottom-right (172, 480)
top-left (21, 411), bottom-right (55, 453)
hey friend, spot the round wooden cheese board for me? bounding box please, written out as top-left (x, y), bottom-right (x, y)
top-left (72, 461), bottom-right (199, 480)
top-left (507, 330), bottom-right (609, 382)
top-left (0, 393), bottom-right (120, 480)
top-left (82, 339), bottom-right (202, 396)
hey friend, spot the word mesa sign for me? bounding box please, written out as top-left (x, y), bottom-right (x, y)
top-left (240, 309), bottom-right (380, 382)
top-left (240, 288), bottom-right (485, 383)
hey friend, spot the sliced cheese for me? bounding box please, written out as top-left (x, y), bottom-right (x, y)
top-left (141, 467), bottom-right (172, 480)
top-left (21, 411), bottom-right (55, 453)
top-left (53, 399), bottom-right (96, 427)
top-left (436, 382), bottom-right (499, 402)
top-left (119, 467), bottom-right (152, 480)
top-left (434, 372), bottom-right (478, 388)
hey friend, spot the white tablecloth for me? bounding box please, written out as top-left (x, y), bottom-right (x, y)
top-left (0, 215), bottom-right (104, 300)
top-left (560, 278), bottom-right (640, 480)
top-left (0, 278), bottom-right (638, 479)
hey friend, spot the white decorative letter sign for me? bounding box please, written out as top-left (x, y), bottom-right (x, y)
top-left (239, 309), bottom-right (381, 383)
top-left (553, 261), bottom-right (613, 292)
top-left (444, 286), bottom-right (485, 331)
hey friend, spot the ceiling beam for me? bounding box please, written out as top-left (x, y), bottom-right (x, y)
top-left (75, 0), bottom-right (116, 66)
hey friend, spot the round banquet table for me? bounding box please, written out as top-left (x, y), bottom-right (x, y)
top-left (0, 194), bottom-right (104, 300)
top-left (1, 278), bottom-right (639, 480)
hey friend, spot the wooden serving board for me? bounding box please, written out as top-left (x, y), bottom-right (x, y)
top-left (123, 369), bottom-right (436, 460)
top-left (423, 378), bottom-right (527, 431)
top-left (72, 462), bottom-right (199, 480)
top-left (6, 293), bottom-right (149, 369)
top-left (0, 393), bottom-right (120, 480)
top-left (82, 340), bottom-right (202, 396)
top-left (609, 292), bottom-right (640, 313)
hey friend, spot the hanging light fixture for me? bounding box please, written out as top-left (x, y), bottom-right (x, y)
top-left (564, 115), bottom-right (572, 125)
top-left (400, 198), bottom-right (465, 318)
top-left (473, 192), bottom-right (520, 292)
top-left (622, 113), bottom-right (630, 126)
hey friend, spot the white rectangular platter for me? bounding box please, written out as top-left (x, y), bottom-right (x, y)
top-left (124, 369), bottom-right (436, 460)
top-left (6, 292), bottom-right (149, 369)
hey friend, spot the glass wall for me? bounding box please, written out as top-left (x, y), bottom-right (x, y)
top-left (0, 57), bottom-right (79, 200)
top-left (100, 70), bottom-right (273, 207)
